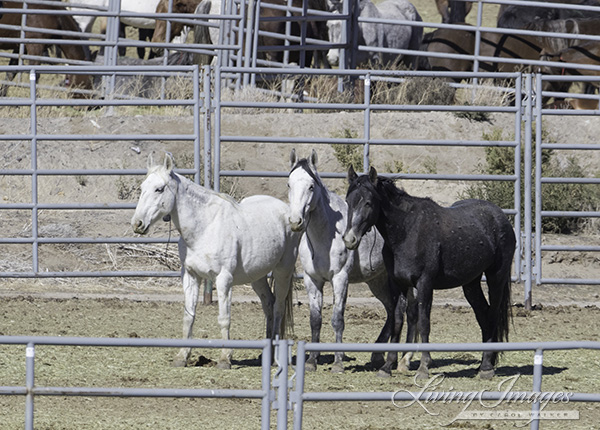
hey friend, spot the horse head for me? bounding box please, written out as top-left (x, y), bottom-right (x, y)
top-left (131, 153), bottom-right (178, 235)
top-left (342, 165), bottom-right (381, 250)
top-left (326, 11), bottom-right (342, 66)
top-left (288, 149), bottom-right (322, 232)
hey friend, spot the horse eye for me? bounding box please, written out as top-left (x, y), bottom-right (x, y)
top-left (156, 186), bottom-right (165, 193)
top-left (309, 185), bottom-right (314, 191)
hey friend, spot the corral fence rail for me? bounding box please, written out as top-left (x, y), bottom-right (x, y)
top-left (1, 1), bottom-right (600, 427)
top-left (0, 0), bottom-right (598, 303)
top-left (1, 335), bottom-right (599, 430)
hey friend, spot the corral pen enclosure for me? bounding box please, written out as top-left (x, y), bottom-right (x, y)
top-left (1, 0), bottom-right (600, 428)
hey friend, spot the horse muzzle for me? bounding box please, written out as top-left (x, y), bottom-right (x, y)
top-left (342, 230), bottom-right (360, 250)
top-left (289, 217), bottom-right (306, 233)
top-left (132, 219), bottom-right (148, 235)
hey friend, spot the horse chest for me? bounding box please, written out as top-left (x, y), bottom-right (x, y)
top-left (300, 233), bottom-right (351, 279)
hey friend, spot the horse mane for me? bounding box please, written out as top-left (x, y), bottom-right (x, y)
top-left (176, 172), bottom-right (238, 205)
top-left (376, 175), bottom-right (439, 210)
top-left (149, 165), bottom-right (238, 205)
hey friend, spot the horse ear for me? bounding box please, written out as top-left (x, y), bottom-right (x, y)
top-left (310, 149), bottom-right (318, 169)
top-left (290, 148), bottom-right (297, 168)
top-left (147, 153), bottom-right (155, 170)
top-left (164, 152), bottom-right (175, 173)
top-left (369, 166), bottom-right (378, 185)
top-left (347, 164), bottom-right (358, 183)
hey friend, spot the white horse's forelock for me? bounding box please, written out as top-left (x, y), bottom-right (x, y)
top-left (146, 164), bottom-right (171, 183)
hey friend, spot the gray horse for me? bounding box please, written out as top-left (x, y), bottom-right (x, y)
top-left (327, 0), bottom-right (423, 69)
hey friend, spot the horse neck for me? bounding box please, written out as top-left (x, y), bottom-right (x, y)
top-left (376, 182), bottom-right (412, 235)
top-left (307, 182), bottom-right (342, 236)
top-left (170, 174), bottom-right (224, 237)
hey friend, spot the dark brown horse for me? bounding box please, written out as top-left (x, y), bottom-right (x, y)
top-left (420, 25), bottom-right (476, 77)
top-left (540, 40), bottom-right (600, 104)
top-left (423, 19), bottom-right (600, 75)
top-left (542, 40), bottom-right (600, 79)
top-left (435, 0), bottom-right (472, 24)
top-left (0, 1), bottom-right (93, 97)
top-left (258, 0), bottom-right (330, 68)
top-left (151, 0), bottom-right (203, 56)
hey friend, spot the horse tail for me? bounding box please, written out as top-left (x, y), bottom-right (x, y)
top-left (497, 272), bottom-right (512, 344)
top-left (491, 227), bottom-right (515, 365)
top-left (192, 0), bottom-right (215, 66)
top-left (272, 274), bottom-right (295, 338)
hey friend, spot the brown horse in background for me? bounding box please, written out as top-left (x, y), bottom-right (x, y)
top-left (420, 22), bottom-right (599, 104)
top-left (540, 40), bottom-right (600, 108)
top-left (258, 0), bottom-right (330, 68)
top-left (151, 0), bottom-right (203, 56)
top-left (435, 0), bottom-right (472, 24)
top-left (0, 1), bottom-right (93, 97)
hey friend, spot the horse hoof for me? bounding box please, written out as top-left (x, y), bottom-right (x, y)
top-left (171, 358), bottom-right (187, 368)
top-left (331, 363), bottom-right (344, 374)
top-left (216, 361), bottom-right (231, 370)
top-left (415, 369), bottom-right (429, 380)
top-left (305, 361), bottom-right (317, 371)
top-left (377, 369), bottom-right (392, 378)
top-left (397, 362), bottom-right (410, 374)
top-left (479, 369), bottom-right (495, 380)
top-left (370, 353), bottom-right (385, 368)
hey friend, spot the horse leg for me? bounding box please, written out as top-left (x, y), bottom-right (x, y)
top-left (365, 274), bottom-right (395, 367)
top-left (251, 277), bottom-right (275, 339)
top-left (304, 275), bottom-right (324, 371)
top-left (462, 275), bottom-right (495, 379)
top-left (215, 271), bottom-right (234, 369)
top-left (481, 263), bottom-right (513, 379)
top-left (398, 287), bottom-right (418, 373)
top-left (377, 286), bottom-right (405, 378)
top-left (330, 272), bottom-right (349, 373)
top-left (0, 56), bottom-right (18, 97)
top-left (172, 268), bottom-right (200, 367)
top-left (415, 281), bottom-right (434, 380)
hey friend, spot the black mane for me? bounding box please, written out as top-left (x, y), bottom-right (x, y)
top-left (290, 158), bottom-right (323, 187)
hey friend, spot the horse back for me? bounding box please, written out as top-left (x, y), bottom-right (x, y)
top-left (389, 198), bottom-right (515, 288)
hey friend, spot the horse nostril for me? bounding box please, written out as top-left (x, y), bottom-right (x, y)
top-left (289, 217), bottom-right (304, 232)
top-left (133, 220), bottom-right (144, 233)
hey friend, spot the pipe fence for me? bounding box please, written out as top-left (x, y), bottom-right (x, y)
top-left (1, 335), bottom-right (599, 429)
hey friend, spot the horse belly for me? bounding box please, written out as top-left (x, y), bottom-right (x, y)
top-left (120, 0), bottom-right (161, 29)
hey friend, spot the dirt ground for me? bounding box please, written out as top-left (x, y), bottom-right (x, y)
top-left (1, 110), bottom-right (600, 429)
top-left (0, 296), bottom-right (599, 429)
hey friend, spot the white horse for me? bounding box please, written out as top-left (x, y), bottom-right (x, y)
top-left (327, 0), bottom-right (423, 69)
top-left (288, 149), bottom-right (415, 373)
top-left (132, 153), bottom-right (300, 368)
top-left (68, 0), bottom-right (160, 34)
top-left (68, 0), bottom-right (190, 58)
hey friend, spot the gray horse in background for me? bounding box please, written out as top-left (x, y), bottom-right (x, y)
top-left (327, 0), bottom-right (423, 69)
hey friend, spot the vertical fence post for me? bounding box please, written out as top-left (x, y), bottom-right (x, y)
top-left (291, 341), bottom-right (306, 430)
top-left (513, 74), bottom-right (522, 285)
top-left (363, 72), bottom-right (371, 172)
top-left (530, 348), bottom-right (544, 430)
top-left (24, 342), bottom-right (35, 430)
top-left (272, 339), bottom-right (290, 430)
top-left (523, 74), bottom-right (533, 310)
top-left (534, 73), bottom-right (543, 286)
top-left (261, 340), bottom-right (273, 430)
top-left (29, 70), bottom-right (39, 275)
